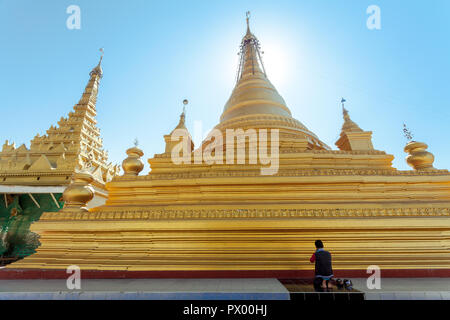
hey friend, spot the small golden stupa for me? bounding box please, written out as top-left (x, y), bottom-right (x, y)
top-left (9, 16), bottom-right (450, 276)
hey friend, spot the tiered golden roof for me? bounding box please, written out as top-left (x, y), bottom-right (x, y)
top-left (0, 55), bottom-right (119, 189)
top-left (10, 16), bottom-right (450, 273)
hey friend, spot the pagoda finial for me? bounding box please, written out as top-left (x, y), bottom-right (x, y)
top-left (246, 11), bottom-right (251, 34)
top-left (341, 98), bottom-right (350, 121)
top-left (335, 98), bottom-right (374, 151)
top-left (403, 123), bottom-right (414, 142)
top-left (98, 48), bottom-right (104, 66)
top-left (90, 48), bottom-right (104, 78)
top-left (339, 98), bottom-right (363, 133)
top-left (169, 100), bottom-right (189, 135)
top-left (182, 99), bottom-right (188, 116)
top-left (235, 12), bottom-right (267, 81)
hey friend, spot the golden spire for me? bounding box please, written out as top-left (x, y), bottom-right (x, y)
top-left (22, 51), bottom-right (119, 183)
top-left (171, 99), bottom-right (189, 134)
top-left (340, 99), bottom-right (363, 133)
top-left (182, 99), bottom-right (188, 116)
top-left (236, 12), bottom-right (266, 80)
top-left (215, 13), bottom-right (328, 149)
top-left (163, 100), bottom-right (194, 154)
top-left (220, 13), bottom-right (290, 123)
top-left (245, 11), bottom-right (252, 37)
top-left (90, 48), bottom-right (104, 78)
top-left (79, 49), bottom-right (104, 109)
top-left (336, 98), bottom-right (374, 151)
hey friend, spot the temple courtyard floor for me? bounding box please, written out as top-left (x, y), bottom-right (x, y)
top-left (0, 278), bottom-right (449, 300)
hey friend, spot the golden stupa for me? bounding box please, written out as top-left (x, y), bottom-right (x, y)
top-left (9, 16), bottom-right (450, 276)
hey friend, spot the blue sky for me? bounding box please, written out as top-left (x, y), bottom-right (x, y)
top-left (0, 0), bottom-right (449, 171)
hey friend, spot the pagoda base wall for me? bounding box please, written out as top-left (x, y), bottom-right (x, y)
top-left (6, 216), bottom-right (450, 275)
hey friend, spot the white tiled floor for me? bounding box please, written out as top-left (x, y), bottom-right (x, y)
top-left (0, 278), bottom-right (448, 300)
top-left (0, 278), bottom-right (290, 300)
top-left (350, 278), bottom-right (450, 300)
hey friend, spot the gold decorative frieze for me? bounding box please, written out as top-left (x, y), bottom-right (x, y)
top-left (111, 167), bottom-right (449, 182)
top-left (40, 207), bottom-right (450, 221)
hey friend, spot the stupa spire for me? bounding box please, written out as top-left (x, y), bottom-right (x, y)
top-left (245, 11), bottom-right (251, 36)
top-left (340, 98), bottom-right (363, 133)
top-left (236, 11), bottom-right (266, 81)
top-left (220, 13), bottom-right (291, 123)
top-left (79, 48), bottom-right (104, 109)
top-left (27, 51), bottom-right (118, 180)
top-left (0, 51), bottom-right (120, 184)
top-left (171, 99), bottom-right (189, 134)
top-left (336, 98), bottom-right (374, 151)
top-left (163, 99), bottom-right (194, 154)
top-left (90, 48), bottom-right (104, 78)
top-left (217, 13), bottom-right (328, 150)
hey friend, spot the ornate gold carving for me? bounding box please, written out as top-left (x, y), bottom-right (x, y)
top-left (112, 167), bottom-right (449, 181)
top-left (41, 207), bottom-right (450, 221)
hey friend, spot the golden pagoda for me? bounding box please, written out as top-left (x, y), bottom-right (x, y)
top-left (9, 16), bottom-right (450, 276)
top-left (0, 53), bottom-right (119, 203)
top-left (0, 53), bottom-right (119, 265)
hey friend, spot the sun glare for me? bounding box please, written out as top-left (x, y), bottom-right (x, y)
top-left (260, 40), bottom-right (291, 88)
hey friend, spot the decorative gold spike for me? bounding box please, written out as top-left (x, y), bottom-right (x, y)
top-left (246, 11), bottom-right (251, 33)
top-left (341, 103), bottom-right (363, 133)
top-left (182, 99), bottom-right (188, 115)
top-left (403, 123), bottom-right (414, 141)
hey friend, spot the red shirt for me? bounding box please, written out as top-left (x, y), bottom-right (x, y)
top-left (310, 253), bottom-right (316, 263)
